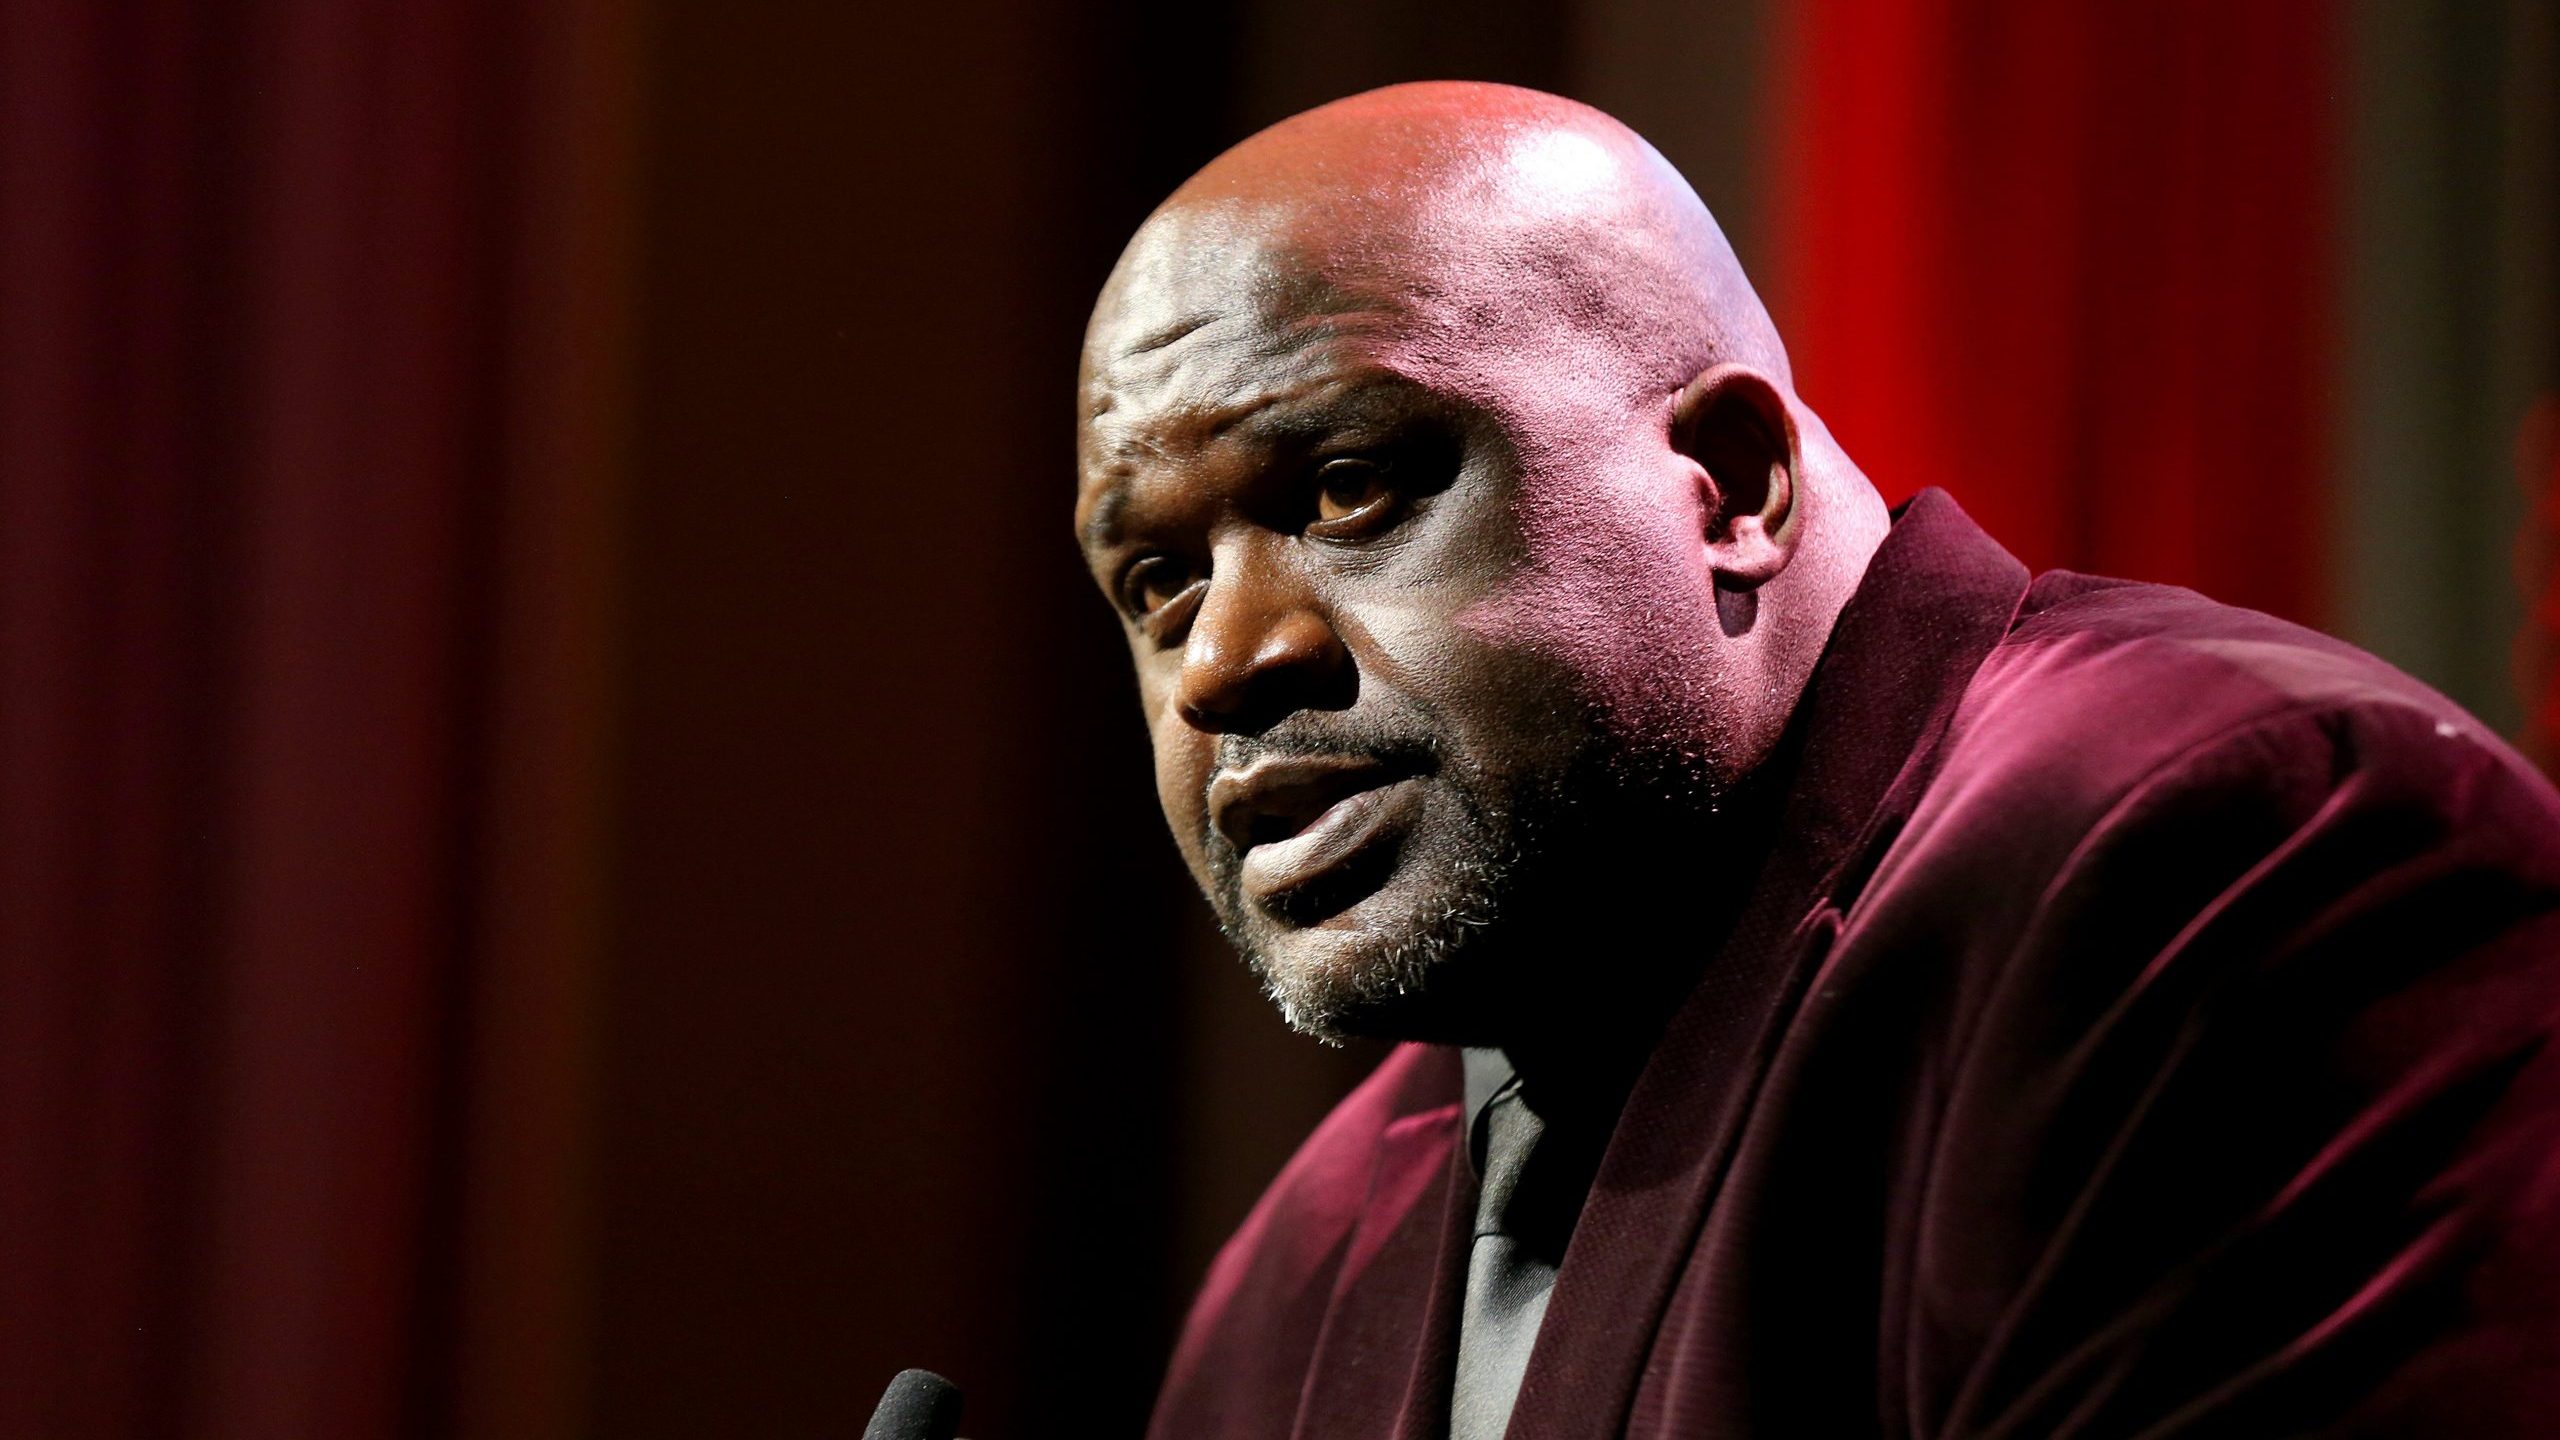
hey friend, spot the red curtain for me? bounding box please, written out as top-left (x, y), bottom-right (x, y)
top-left (0, 2), bottom-right (2363, 1435)
top-left (1770, 0), bottom-right (2337, 627)
top-left (0, 2), bottom-right (632, 1435)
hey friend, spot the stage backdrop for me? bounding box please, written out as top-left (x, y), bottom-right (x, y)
top-left (0, 1), bottom-right (2550, 1437)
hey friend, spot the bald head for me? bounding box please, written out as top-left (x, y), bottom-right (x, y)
top-left (1089, 83), bottom-right (1788, 420)
top-left (1075, 85), bottom-right (1885, 1044)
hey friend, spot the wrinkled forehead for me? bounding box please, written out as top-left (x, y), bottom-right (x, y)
top-left (1082, 159), bottom-right (1652, 434)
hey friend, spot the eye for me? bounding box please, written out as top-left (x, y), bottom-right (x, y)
top-left (1311, 456), bottom-right (1395, 529)
top-left (1118, 554), bottom-right (1200, 620)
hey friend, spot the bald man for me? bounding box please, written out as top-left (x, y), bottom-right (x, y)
top-left (1075, 84), bottom-right (2560, 1439)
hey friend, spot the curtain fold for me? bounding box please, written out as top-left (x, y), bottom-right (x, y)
top-left (1771, 0), bottom-right (2337, 629)
top-left (0, 3), bottom-right (634, 1435)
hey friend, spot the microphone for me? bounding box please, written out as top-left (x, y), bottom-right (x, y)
top-left (863, 1368), bottom-right (963, 1440)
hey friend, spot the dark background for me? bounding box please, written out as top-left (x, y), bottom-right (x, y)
top-left (2, 1), bottom-right (2552, 1437)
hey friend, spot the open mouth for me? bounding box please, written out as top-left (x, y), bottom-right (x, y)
top-left (1208, 757), bottom-right (1427, 913)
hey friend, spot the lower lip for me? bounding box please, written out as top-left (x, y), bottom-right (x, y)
top-left (1238, 777), bottom-right (1423, 908)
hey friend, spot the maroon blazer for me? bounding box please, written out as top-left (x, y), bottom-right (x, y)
top-left (1147, 491), bottom-right (2560, 1439)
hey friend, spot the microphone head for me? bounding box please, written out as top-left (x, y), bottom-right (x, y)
top-left (863, 1368), bottom-right (963, 1440)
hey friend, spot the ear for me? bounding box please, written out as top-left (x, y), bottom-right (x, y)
top-left (1672, 364), bottom-right (1800, 591)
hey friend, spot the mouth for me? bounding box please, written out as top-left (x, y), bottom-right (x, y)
top-left (1207, 756), bottom-right (1427, 913)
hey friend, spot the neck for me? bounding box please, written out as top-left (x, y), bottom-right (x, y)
top-left (1471, 726), bottom-right (1796, 1078)
top-left (1449, 466), bottom-right (1885, 1069)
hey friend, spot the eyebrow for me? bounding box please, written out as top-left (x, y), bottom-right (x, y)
top-left (1075, 366), bottom-right (1448, 555)
top-left (1077, 479), bottom-right (1130, 556)
top-left (1241, 381), bottom-right (1422, 446)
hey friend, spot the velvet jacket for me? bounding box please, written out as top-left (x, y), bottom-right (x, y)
top-left (1146, 491), bottom-right (2560, 1440)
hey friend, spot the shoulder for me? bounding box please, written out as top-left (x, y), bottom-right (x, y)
top-left (1842, 573), bottom-right (2560, 1045)
top-left (1981, 571), bottom-right (2531, 797)
top-left (1899, 573), bottom-right (2560, 896)
top-left (1859, 580), bottom-right (2560, 1434)
top-left (1200, 1041), bottom-right (1460, 1289)
top-left (1148, 1043), bottom-right (1460, 1440)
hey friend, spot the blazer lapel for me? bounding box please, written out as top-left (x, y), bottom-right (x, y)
top-left (1288, 1097), bottom-right (1473, 1440)
top-left (1504, 490), bottom-right (2035, 1440)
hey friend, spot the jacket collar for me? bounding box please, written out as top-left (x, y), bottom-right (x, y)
top-left (1507, 487), bottom-right (2034, 1439)
top-left (1276, 491), bottom-right (2031, 1440)
top-left (1288, 1080), bottom-right (1473, 1440)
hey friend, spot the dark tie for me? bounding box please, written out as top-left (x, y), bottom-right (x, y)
top-left (1450, 1079), bottom-right (1554, 1440)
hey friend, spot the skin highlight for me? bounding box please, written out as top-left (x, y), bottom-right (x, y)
top-left (1075, 83), bottom-right (1890, 1050)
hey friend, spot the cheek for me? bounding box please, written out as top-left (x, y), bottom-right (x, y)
top-left (1450, 468), bottom-right (1716, 709)
top-left (1149, 717), bottom-right (1214, 871)
top-left (1347, 572), bottom-right (1611, 788)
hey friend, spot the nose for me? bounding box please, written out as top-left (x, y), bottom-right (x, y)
top-left (1173, 544), bottom-right (1352, 733)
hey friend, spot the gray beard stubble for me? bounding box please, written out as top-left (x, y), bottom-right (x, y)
top-left (1202, 713), bottom-right (1718, 1043)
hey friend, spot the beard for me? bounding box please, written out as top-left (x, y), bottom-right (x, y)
top-left (1198, 699), bottom-right (1724, 1045)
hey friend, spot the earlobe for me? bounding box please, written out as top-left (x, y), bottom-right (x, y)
top-left (1672, 364), bottom-right (1800, 591)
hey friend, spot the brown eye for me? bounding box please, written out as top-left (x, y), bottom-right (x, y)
top-left (1313, 457), bottom-right (1392, 525)
top-left (1121, 556), bottom-right (1198, 618)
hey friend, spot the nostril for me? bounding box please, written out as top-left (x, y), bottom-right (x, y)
top-left (1174, 602), bottom-right (1355, 735)
top-left (1173, 673), bottom-right (1234, 732)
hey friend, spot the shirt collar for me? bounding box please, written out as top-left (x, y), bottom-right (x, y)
top-left (1460, 1046), bottom-right (1516, 1174)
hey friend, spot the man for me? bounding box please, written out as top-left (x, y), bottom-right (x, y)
top-left (1074, 82), bottom-right (2560, 1439)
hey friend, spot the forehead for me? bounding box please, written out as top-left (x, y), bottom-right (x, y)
top-left (1073, 322), bottom-right (1441, 554)
top-left (1082, 295), bottom-right (1412, 462)
top-left (1085, 207), bottom-right (1432, 395)
top-left (1076, 220), bottom-right (1443, 516)
top-left (1072, 180), bottom-right (1676, 560)
top-left (1081, 206), bottom-right (1620, 453)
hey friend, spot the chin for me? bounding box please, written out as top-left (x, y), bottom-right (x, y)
top-left (1227, 854), bottom-right (1514, 1045)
